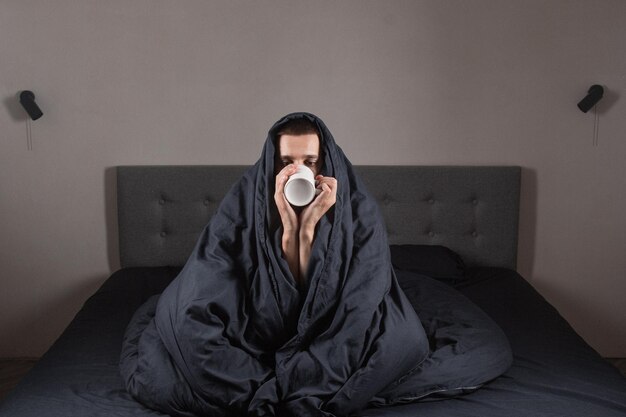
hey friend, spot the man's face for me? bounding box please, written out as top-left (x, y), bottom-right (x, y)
top-left (277, 134), bottom-right (321, 176)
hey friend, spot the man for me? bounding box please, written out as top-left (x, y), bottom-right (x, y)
top-left (273, 118), bottom-right (337, 286)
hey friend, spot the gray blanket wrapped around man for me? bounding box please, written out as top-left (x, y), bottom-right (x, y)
top-left (120, 113), bottom-right (512, 416)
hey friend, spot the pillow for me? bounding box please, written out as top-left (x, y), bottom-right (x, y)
top-left (389, 244), bottom-right (466, 282)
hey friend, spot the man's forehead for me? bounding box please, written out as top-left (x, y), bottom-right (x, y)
top-left (278, 134), bottom-right (320, 156)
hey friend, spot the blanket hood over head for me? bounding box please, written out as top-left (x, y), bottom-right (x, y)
top-left (120, 112), bottom-right (431, 416)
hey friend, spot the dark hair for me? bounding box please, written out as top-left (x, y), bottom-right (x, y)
top-left (276, 118), bottom-right (320, 138)
top-left (274, 117), bottom-right (324, 175)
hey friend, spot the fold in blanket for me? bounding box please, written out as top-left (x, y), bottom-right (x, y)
top-left (120, 113), bottom-right (510, 417)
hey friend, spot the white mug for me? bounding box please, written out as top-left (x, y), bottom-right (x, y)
top-left (284, 165), bottom-right (317, 206)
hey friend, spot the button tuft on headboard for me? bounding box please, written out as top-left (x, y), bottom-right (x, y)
top-left (382, 194), bottom-right (393, 205)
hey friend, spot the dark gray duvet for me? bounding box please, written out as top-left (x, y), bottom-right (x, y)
top-left (118, 113), bottom-right (512, 416)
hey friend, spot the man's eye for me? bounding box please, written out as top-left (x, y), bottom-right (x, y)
top-left (305, 161), bottom-right (317, 166)
top-left (281, 161), bottom-right (290, 166)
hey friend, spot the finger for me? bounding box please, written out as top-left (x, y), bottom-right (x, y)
top-left (278, 164), bottom-right (296, 178)
top-left (275, 176), bottom-right (294, 208)
top-left (276, 165), bottom-right (296, 194)
top-left (276, 174), bottom-right (287, 194)
top-left (312, 184), bottom-right (331, 204)
top-left (316, 175), bottom-right (336, 183)
top-left (274, 188), bottom-right (296, 220)
top-left (317, 178), bottom-right (337, 192)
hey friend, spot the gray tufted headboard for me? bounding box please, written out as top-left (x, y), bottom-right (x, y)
top-left (117, 165), bottom-right (520, 270)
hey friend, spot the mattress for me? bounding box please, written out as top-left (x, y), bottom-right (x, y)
top-left (2, 266), bottom-right (624, 416)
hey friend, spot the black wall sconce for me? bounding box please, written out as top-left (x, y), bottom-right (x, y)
top-left (577, 84), bottom-right (604, 113)
top-left (18, 90), bottom-right (44, 120)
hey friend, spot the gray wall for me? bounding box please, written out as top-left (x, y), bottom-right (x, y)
top-left (1, 0), bottom-right (625, 357)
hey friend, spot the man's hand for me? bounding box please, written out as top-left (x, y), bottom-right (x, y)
top-left (274, 164), bottom-right (299, 233)
top-left (300, 175), bottom-right (338, 233)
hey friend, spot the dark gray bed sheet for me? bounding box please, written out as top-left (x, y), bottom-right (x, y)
top-left (1, 267), bottom-right (625, 416)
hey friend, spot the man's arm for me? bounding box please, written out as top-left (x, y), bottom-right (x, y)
top-left (282, 229), bottom-right (300, 284)
top-left (298, 175), bottom-right (337, 282)
top-left (275, 167), bottom-right (337, 285)
top-left (275, 164), bottom-right (301, 282)
top-left (298, 226), bottom-right (315, 285)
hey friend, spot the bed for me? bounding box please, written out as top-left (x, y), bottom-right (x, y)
top-left (1, 165), bottom-right (624, 416)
